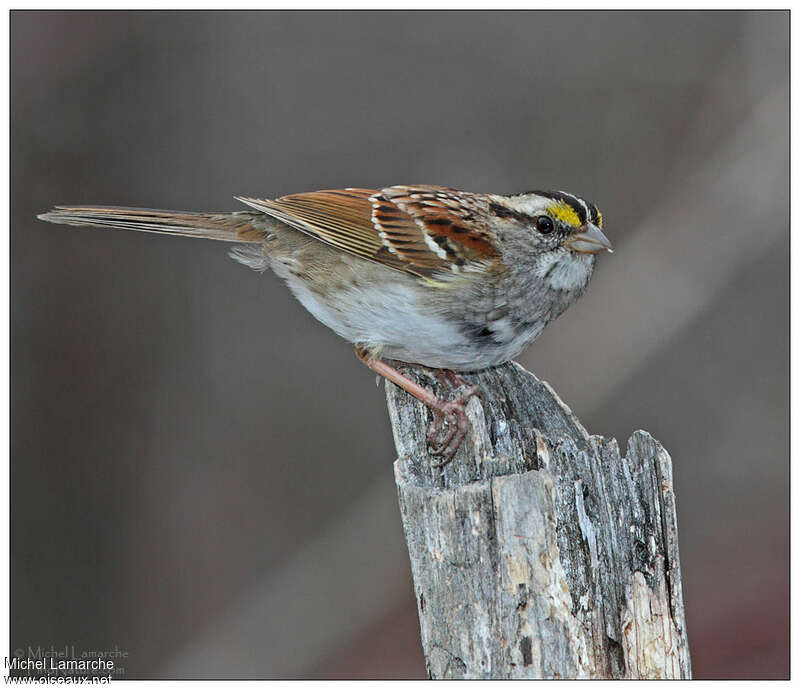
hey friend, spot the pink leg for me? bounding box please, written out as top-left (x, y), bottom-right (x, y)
top-left (355, 347), bottom-right (483, 463)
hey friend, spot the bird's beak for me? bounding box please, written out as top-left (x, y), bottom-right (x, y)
top-left (564, 223), bottom-right (613, 254)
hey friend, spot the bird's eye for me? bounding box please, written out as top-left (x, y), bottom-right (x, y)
top-left (536, 216), bottom-right (554, 234)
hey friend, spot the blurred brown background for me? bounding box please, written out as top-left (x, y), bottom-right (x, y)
top-left (11, 10), bottom-right (788, 679)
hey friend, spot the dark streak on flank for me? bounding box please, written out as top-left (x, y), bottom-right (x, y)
top-left (461, 322), bottom-right (500, 343)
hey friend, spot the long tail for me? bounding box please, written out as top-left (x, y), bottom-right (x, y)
top-left (37, 206), bottom-right (269, 243)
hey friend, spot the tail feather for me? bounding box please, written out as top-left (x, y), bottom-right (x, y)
top-left (37, 206), bottom-right (268, 243)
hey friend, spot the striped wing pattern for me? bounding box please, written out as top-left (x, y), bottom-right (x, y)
top-left (381, 186), bottom-right (497, 266)
top-left (236, 185), bottom-right (498, 278)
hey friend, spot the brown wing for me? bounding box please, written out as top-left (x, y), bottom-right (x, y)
top-left (380, 186), bottom-right (498, 266)
top-left (236, 185), bottom-right (498, 278)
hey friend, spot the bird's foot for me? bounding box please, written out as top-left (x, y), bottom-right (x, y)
top-left (354, 347), bottom-right (484, 466)
top-left (424, 374), bottom-right (484, 464)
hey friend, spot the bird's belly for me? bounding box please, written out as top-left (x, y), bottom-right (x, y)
top-left (282, 273), bottom-right (532, 370)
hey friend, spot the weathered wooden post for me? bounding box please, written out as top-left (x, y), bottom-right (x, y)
top-left (385, 361), bottom-right (691, 679)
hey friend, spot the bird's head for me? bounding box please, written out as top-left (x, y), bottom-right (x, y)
top-left (489, 189), bottom-right (612, 256)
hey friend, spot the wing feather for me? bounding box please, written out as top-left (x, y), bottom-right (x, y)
top-left (236, 185), bottom-right (499, 278)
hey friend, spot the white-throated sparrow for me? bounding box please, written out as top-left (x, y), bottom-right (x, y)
top-left (39, 185), bottom-right (611, 460)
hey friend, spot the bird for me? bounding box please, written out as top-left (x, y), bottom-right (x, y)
top-left (38, 185), bottom-right (611, 461)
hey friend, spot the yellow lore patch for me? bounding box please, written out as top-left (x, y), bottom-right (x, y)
top-left (546, 200), bottom-right (582, 228)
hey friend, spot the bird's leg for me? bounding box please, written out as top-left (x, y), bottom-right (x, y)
top-left (355, 346), bottom-right (483, 463)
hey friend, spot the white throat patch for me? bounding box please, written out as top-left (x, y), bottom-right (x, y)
top-left (535, 251), bottom-right (593, 292)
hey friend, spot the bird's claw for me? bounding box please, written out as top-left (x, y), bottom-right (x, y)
top-left (425, 383), bottom-right (484, 465)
